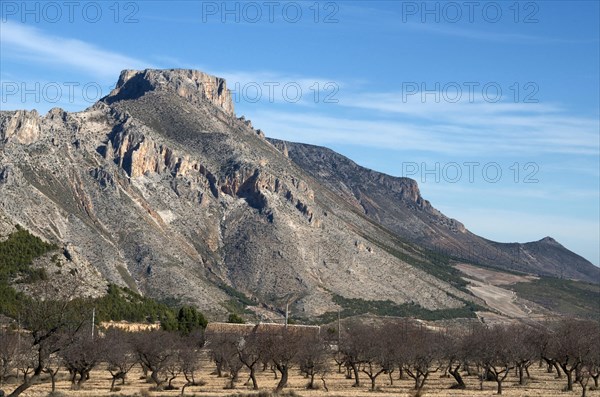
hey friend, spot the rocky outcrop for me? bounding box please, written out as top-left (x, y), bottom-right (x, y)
top-left (104, 69), bottom-right (235, 116)
top-left (0, 110), bottom-right (42, 145)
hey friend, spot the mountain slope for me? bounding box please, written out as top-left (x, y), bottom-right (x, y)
top-left (0, 69), bottom-right (478, 320)
top-left (267, 139), bottom-right (599, 284)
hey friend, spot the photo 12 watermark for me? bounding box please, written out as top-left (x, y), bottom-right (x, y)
top-left (1, 1), bottom-right (140, 23)
top-left (228, 81), bottom-right (339, 104)
top-left (1, 81), bottom-right (106, 105)
top-left (401, 81), bottom-right (539, 103)
top-left (402, 162), bottom-right (540, 184)
top-left (400, 1), bottom-right (539, 23)
top-left (200, 1), bottom-right (339, 24)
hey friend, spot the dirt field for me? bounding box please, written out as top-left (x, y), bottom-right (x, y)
top-left (3, 358), bottom-right (598, 397)
top-left (454, 264), bottom-right (544, 322)
top-left (454, 264), bottom-right (538, 286)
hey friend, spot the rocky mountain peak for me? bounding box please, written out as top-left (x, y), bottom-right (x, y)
top-left (103, 69), bottom-right (235, 116)
top-left (538, 236), bottom-right (561, 246)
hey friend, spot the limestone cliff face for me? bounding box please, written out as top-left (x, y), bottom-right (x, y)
top-left (106, 69), bottom-right (234, 116)
top-left (0, 110), bottom-right (42, 145)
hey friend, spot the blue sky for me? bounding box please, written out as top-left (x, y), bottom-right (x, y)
top-left (1, 1), bottom-right (599, 266)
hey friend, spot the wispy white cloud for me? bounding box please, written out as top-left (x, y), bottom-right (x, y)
top-left (0, 21), bottom-right (151, 78)
top-left (249, 99), bottom-right (599, 156)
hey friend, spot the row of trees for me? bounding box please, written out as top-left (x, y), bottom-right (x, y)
top-left (0, 326), bottom-right (204, 396)
top-left (206, 319), bottom-right (600, 396)
top-left (1, 310), bottom-right (598, 396)
top-left (337, 320), bottom-right (599, 396)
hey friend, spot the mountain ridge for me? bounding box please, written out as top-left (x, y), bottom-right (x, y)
top-left (1, 69), bottom-right (597, 323)
top-left (267, 138), bottom-right (599, 283)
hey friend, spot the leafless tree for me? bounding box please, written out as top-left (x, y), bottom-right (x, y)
top-left (358, 325), bottom-right (395, 391)
top-left (100, 328), bottom-right (137, 392)
top-left (439, 328), bottom-right (467, 389)
top-left (547, 319), bottom-right (595, 392)
top-left (6, 296), bottom-right (87, 397)
top-left (0, 330), bottom-right (20, 386)
top-left (512, 324), bottom-right (538, 386)
top-left (339, 321), bottom-right (369, 387)
top-left (207, 331), bottom-right (233, 378)
top-left (60, 329), bottom-right (104, 389)
top-left (131, 330), bottom-right (177, 390)
top-left (573, 321), bottom-right (600, 397)
top-left (469, 325), bottom-right (517, 395)
top-left (532, 323), bottom-right (563, 378)
top-left (401, 325), bottom-right (443, 392)
top-left (262, 327), bottom-right (303, 391)
top-left (297, 334), bottom-right (330, 390)
top-left (174, 330), bottom-right (204, 396)
top-left (42, 353), bottom-right (61, 393)
top-left (236, 331), bottom-right (265, 390)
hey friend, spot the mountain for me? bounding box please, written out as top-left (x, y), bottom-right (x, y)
top-left (268, 140), bottom-right (599, 283)
top-left (1, 69), bottom-right (597, 321)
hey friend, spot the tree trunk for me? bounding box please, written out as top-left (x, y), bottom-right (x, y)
top-left (398, 365), bottom-right (406, 380)
top-left (77, 370), bottom-right (89, 388)
top-left (140, 362), bottom-right (149, 379)
top-left (518, 366), bottom-right (525, 385)
top-left (151, 370), bottom-right (164, 389)
top-left (496, 379), bottom-right (503, 395)
top-left (321, 374), bottom-right (329, 392)
top-left (308, 373), bottom-right (316, 389)
top-left (111, 376), bottom-right (117, 392)
top-left (351, 363), bottom-right (360, 387)
top-left (7, 364), bottom-right (42, 397)
top-left (50, 374), bottom-right (56, 393)
top-left (561, 366), bottom-right (574, 391)
top-left (449, 366), bottom-right (466, 389)
top-left (275, 365), bottom-right (288, 391)
top-left (249, 368), bottom-right (258, 390)
top-left (419, 372), bottom-right (430, 391)
top-left (553, 362), bottom-right (562, 378)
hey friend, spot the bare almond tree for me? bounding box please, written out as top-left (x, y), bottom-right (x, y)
top-left (101, 328), bottom-right (137, 392)
top-left (297, 334), bottom-right (330, 390)
top-left (439, 328), bottom-right (468, 389)
top-left (179, 336), bottom-right (203, 396)
top-left (236, 331), bottom-right (265, 390)
top-left (512, 324), bottom-right (538, 386)
top-left (60, 329), bottom-right (104, 389)
top-left (401, 325), bottom-right (443, 392)
top-left (7, 296), bottom-right (87, 397)
top-left (262, 327), bottom-right (303, 391)
top-left (469, 325), bottom-right (517, 395)
top-left (0, 330), bottom-right (19, 386)
top-left (131, 330), bottom-right (177, 390)
top-left (339, 321), bottom-right (370, 387)
top-left (547, 319), bottom-right (595, 392)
